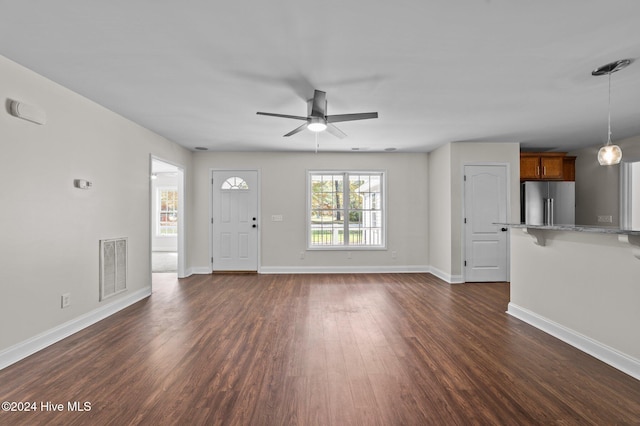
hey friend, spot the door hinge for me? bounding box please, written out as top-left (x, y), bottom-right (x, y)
top-left (464, 260), bottom-right (467, 267)
top-left (464, 175), bottom-right (466, 181)
top-left (211, 218), bottom-right (214, 224)
top-left (464, 218), bottom-right (467, 224)
top-left (211, 257), bottom-right (214, 263)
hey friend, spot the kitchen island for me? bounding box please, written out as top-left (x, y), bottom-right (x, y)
top-left (505, 224), bottom-right (640, 380)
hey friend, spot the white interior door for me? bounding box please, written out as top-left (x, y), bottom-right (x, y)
top-left (212, 170), bottom-right (259, 271)
top-left (464, 165), bottom-right (509, 282)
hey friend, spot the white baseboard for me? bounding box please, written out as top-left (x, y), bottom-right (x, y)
top-left (188, 267), bottom-right (212, 275)
top-left (0, 287), bottom-right (152, 371)
top-left (428, 266), bottom-right (464, 284)
top-left (196, 264), bottom-right (467, 283)
top-left (507, 303), bottom-right (640, 381)
top-left (259, 265), bottom-right (431, 274)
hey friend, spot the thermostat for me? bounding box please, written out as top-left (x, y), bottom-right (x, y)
top-left (74, 179), bottom-right (93, 189)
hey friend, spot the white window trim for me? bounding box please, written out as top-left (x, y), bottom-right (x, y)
top-left (306, 170), bottom-right (387, 250)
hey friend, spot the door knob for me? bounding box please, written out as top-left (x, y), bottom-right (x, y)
top-left (501, 227), bottom-right (508, 232)
top-left (252, 224), bottom-right (257, 228)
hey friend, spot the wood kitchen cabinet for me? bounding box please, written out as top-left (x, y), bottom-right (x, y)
top-left (520, 152), bottom-right (574, 181)
top-left (563, 156), bottom-right (576, 181)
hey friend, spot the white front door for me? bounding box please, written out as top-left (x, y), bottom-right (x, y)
top-left (464, 165), bottom-right (509, 282)
top-left (212, 170), bottom-right (259, 271)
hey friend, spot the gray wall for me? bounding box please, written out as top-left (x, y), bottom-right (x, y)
top-left (428, 142), bottom-right (520, 282)
top-left (0, 54), bottom-right (192, 352)
top-left (571, 135), bottom-right (640, 227)
top-left (510, 229), bottom-right (640, 376)
top-left (189, 152), bottom-right (430, 273)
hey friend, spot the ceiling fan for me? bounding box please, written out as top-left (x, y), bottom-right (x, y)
top-left (257, 90), bottom-right (378, 138)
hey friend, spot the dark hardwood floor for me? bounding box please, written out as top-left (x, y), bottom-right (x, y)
top-left (1, 273), bottom-right (639, 425)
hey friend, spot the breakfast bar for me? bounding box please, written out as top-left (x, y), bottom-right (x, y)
top-left (505, 224), bottom-right (640, 380)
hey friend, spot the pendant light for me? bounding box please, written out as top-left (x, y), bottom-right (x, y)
top-left (592, 59), bottom-right (632, 166)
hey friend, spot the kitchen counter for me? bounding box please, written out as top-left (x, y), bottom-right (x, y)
top-left (496, 223), bottom-right (640, 254)
top-left (499, 223), bottom-right (640, 236)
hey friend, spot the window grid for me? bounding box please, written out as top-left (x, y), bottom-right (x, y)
top-left (158, 189), bottom-right (178, 236)
top-left (221, 177), bottom-right (249, 190)
top-left (309, 171), bottom-right (384, 248)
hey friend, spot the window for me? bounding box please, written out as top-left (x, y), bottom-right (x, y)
top-left (308, 171), bottom-right (385, 248)
top-left (158, 188), bottom-right (178, 236)
top-left (221, 176), bottom-right (249, 190)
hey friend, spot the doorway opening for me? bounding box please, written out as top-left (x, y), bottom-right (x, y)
top-left (151, 157), bottom-right (185, 278)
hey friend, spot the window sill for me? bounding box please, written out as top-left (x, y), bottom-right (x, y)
top-left (307, 246), bottom-right (387, 251)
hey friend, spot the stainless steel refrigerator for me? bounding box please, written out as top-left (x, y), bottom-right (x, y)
top-left (521, 181), bottom-right (575, 225)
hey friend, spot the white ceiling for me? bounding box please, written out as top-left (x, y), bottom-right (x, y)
top-left (2, 1), bottom-right (640, 153)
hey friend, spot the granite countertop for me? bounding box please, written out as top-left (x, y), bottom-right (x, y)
top-left (496, 223), bottom-right (640, 236)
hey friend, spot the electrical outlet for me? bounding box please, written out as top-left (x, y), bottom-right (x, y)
top-left (347, 251), bottom-right (352, 259)
top-left (61, 293), bottom-right (71, 309)
top-left (271, 215), bottom-right (283, 222)
top-left (597, 215), bottom-right (613, 223)
top-left (392, 250), bottom-right (398, 259)
top-left (299, 251), bottom-right (305, 260)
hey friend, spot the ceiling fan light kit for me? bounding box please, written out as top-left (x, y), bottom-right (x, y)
top-left (592, 59), bottom-right (632, 166)
top-left (257, 90), bottom-right (378, 141)
top-left (307, 117), bottom-right (327, 132)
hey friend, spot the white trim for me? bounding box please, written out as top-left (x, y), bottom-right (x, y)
top-left (150, 156), bottom-right (187, 279)
top-left (619, 160), bottom-right (640, 230)
top-left (428, 266), bottom-right (465, 284)
top-left (196, 264), bottom-right (465, 282)
top-left (0, 287), bottom-right (151, 371)
top-left (260, 265), bottom-right (430, 274)
top-left (189, 266), bottom-right (213, 275)
top-left (306, 169), bottom-right (387, 250)
top-left (507, 303), bottom-right (640, 381)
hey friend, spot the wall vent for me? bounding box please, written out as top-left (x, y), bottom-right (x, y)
top-left (100, 238), bottom-right (127, 301)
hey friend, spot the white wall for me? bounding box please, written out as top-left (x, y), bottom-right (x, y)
top-left (189, 152), bottom-right (430, 273)
top-left (0, 54), bottom-right (192, 355)
top-left (509, 229), bottom-right (640, 378)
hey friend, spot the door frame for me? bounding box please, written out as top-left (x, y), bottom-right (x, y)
top-left (149, 155), bottom-right (187, 279)
top-left (210, 168), bottom-right (261, 273)
top-left (462, 162), bottom-right (511, 282)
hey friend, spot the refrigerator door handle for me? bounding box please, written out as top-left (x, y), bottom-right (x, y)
top-left (544, 198), bottom-right (554, 226)
top-left (544, 198), bottom-right (555, 225)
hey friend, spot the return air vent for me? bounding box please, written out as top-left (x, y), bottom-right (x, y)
top-left (100, 238), bottom-right (127, 301)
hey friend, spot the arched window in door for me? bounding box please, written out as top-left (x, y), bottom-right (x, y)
top-left (221, 177), bottom-right (249, 190)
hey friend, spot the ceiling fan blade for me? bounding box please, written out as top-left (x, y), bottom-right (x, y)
top-left (326, 112), bottom-right (378, 123)
top-left (326, 123), bottom-right (347, 139)
top-left (257, 112), bottom-right (308, 121)
top-left (310, 90), bottom-right (327, 117)
top-left (284, 122), bottom-right (309, 137)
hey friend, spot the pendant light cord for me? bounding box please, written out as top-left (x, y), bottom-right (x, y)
top-left (607, 71), bottom-right (612, 145)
